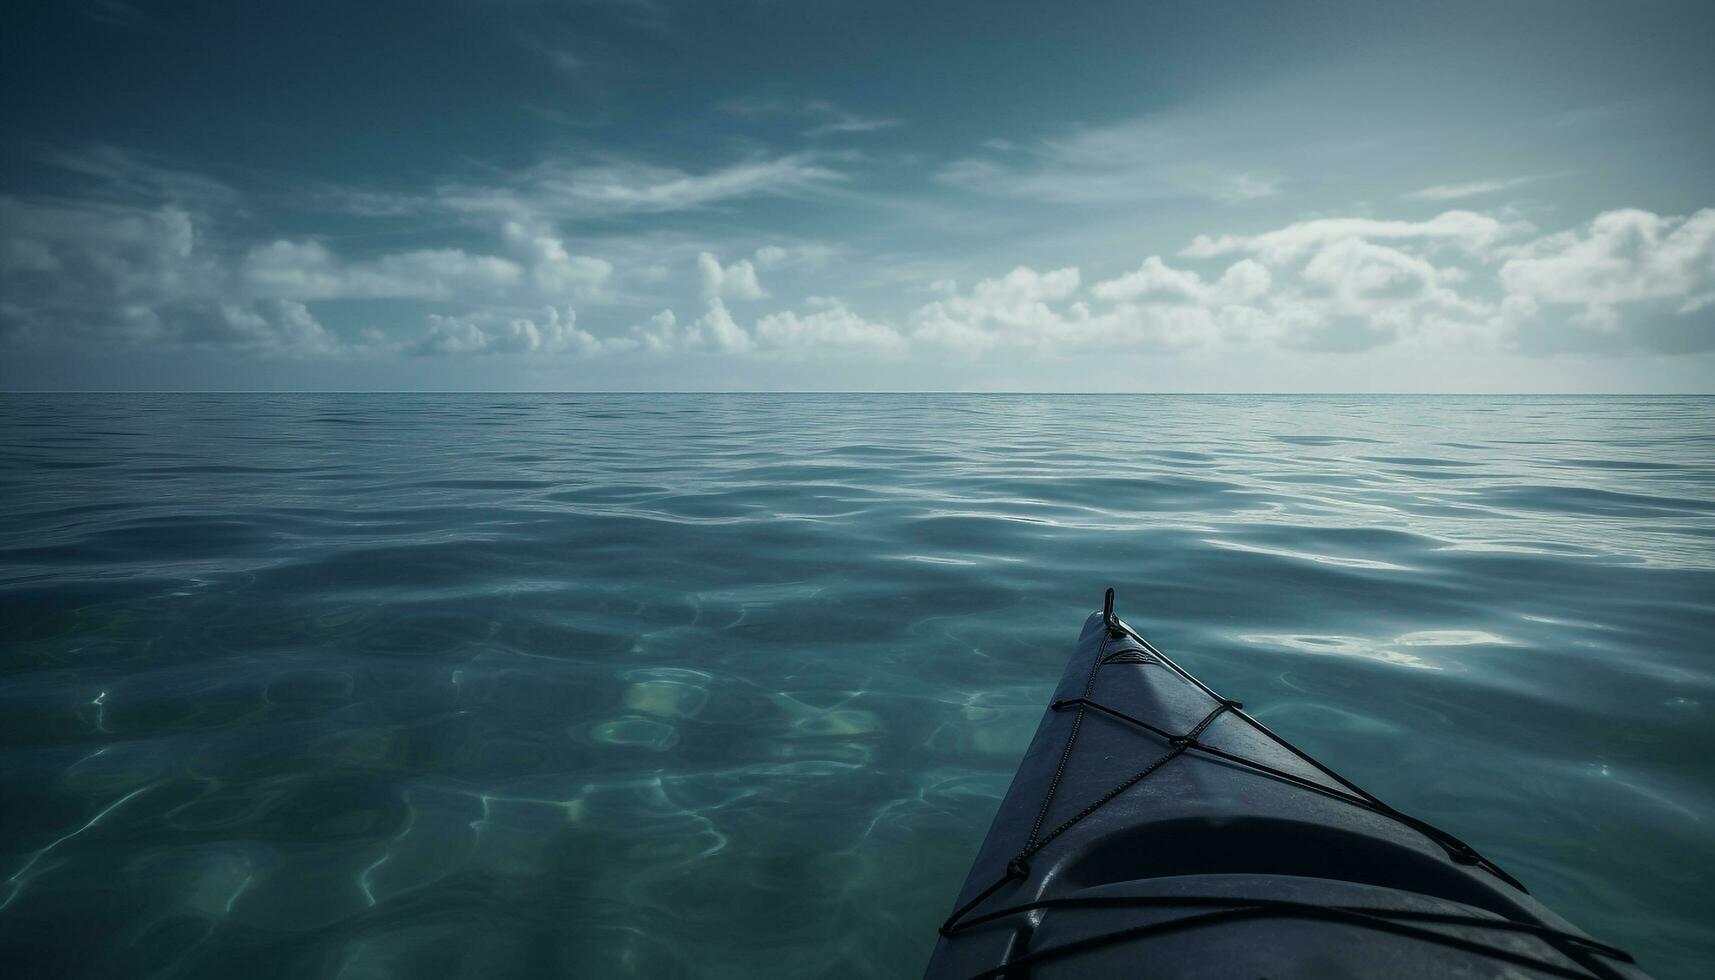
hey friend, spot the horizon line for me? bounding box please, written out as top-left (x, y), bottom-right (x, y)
top-left (1, 390), bottom-right (1712, 397)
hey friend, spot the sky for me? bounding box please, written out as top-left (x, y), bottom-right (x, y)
top-left (1, 0), bottom-right (1712, 391)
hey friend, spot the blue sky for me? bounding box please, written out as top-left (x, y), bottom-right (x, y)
top-left (2, 0), bottom-right (1712, 390)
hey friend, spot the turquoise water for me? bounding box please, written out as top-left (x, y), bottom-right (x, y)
top-left (2, 393), bottom-right (1711, 979)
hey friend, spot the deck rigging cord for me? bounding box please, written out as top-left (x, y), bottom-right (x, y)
top-left (937, 589), bottom-right (1637, 980)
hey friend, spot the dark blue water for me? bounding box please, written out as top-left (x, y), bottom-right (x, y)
top-left (2, 394), bottom-right (1711, 978)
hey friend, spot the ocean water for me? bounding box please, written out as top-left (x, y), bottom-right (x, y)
top-left (1, 393), bottom-right (1711, 979)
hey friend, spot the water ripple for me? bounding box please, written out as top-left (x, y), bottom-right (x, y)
top-left (1, 393), bottom-right (1712, 979)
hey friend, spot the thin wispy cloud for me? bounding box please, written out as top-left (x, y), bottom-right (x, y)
top-left (1405, 174), bottom-right (1558, 201)
top-left (70, 0), bottom-right (143, 27)
top-left (439, 154), bottom-right (848, 219)
top-left (304, 152), bottom-right (851, 224)
top-left (719, 97), bottom-right (903, 138)
top-left (937, 117), bottom-right (1282, 205)
top-left (517, 35), bottom-right (587, 75)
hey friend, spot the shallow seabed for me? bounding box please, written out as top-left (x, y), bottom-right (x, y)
top-left (1, 393), bottom-right (1711, 979)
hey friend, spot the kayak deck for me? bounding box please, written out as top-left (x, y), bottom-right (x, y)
top-left (925, 590), bottom-right (1645, 979)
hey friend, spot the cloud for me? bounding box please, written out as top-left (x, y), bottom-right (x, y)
top-left (0, 195), bottom-right (333, 354)
top-left (515, 33), bottom-right (586, 75)
top-left (911, 266), bottom-right (1083, 353)
top-left (718, 98), bottom-right (902, 138)
top-left (1499, 209), bottom-right (1715, 320)
top-left (937, 117), bottom-right (1280, 205)
top-left (804, 114), bottom-right (902, 138)
top-left (913, 207), bottom-right (1715, 358)
top-left (7, 142), bottom-right (1709, 368)
top-left (43, 145), bottom-right (239, 211)
top-left (627, 309), bottom-right (682, 352)
top-left (71, 0), bottom-right (143, 27)
top-left (438, 153), bottom-right (845, 220)
top-left (501, 221), bottom-right (613, 299)
top-left (1092, 256), bottom-right (1271, 304)
top-left (688, 298), bottom-right (754, 353)
top-left (0, 173), bottom-right (621, 357)
top-left (911, 268), bottom-right (1257, 357)
top-left (243, 225), bottom-right (612, 307)
top-left (1301, 238), bottom-right (1443, 306)
top-left (188, 300), bottom-right (338, 354)
top-left (912, 265), bottom-right (1081, 341)
top-left (605, 298), bottom-right (902, 359)
top-left (414, 307), bottom-right (617, 356)
top-left (314, 151), bottom-right (850, 227)
top-left (1404, 174), bottom-right (1554, 202)
top-left (912, 218), bottom-right (1497, 357)
top-left (242, 240), bottom-right (525, 300)
top-left (938, 158), bottom-right (1277, 206)
top-left (697, 251), bottom-right (767, 300)
top-left (753, 303), bottom-right (906, 354)
top-left (745, 242), bottom-right (839, 272)
top-left (4, 159), bottom-right (873, 362)
top-left (1497, 208), bottom-right (1715, 348)
top-left (1181, 211), bottom-right (1520, 262)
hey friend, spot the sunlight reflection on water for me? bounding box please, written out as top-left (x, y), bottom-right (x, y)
top-left (1, 393), bottom-right (1711, 978)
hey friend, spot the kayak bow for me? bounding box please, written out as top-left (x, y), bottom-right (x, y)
top-left (925, 590), bottom-right (1646, 979)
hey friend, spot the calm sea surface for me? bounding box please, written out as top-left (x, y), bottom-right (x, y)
top-left (1, 394), bottom-right (1711, 978)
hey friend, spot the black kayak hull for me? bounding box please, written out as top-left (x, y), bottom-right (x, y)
top-left (924, 595), bottom-right (1646, 979)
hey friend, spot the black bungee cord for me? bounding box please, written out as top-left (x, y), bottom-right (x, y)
top-left (937, 589), bottom-right (1636, 980)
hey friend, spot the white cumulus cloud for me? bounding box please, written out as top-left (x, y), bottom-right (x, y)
top-left (0, 196), bottom-right (333, 354)
top-left (697, 251), bottom-right (767, 301)
top-left (626, 309), bottom-right (682, 353)
top-left (243, 240), bottom-right (525, 301)
top-left (1498, 208), bottom-right (1715, 329)
top-left (688, 298), bottom-right (754, 353)
top-left (501, 221), bottom-right (613, 300)
top-left (754, 303), bottom-right (906, 355)
top-left (911, 266), bottom-right (1084, 354)
top-left (1093, 256), bottom-right (1271, 304)
top-left (414, 306), bottom-right (615, 356)
top-left (1181, 211), bottom-right (1520, 263)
